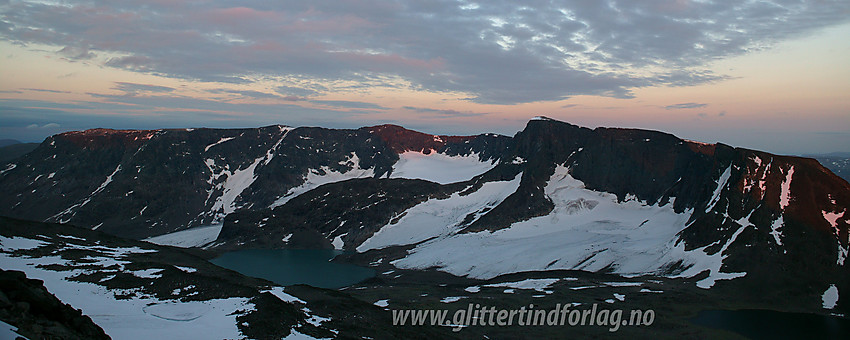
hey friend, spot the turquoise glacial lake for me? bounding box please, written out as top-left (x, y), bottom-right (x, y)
top-left (210, 249), bottom-right (375, 289)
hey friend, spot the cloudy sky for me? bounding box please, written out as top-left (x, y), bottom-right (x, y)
top-left (1, 0), bottom-right (848, 154)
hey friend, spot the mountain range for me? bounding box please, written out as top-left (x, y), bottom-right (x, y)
top-left (1, 117), bottom-right (848, 317)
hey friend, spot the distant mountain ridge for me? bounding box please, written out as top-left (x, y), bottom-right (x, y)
top-left (1, 118), bottom-right (847, 312)
top-left (0, 125), bottom-right (508, 238)
top-left (0, 141), bottom-right (39, 164)
top-left (0, 139), bottom-right (22, 148)
top-left (805, 153), bottom-right (850, 183)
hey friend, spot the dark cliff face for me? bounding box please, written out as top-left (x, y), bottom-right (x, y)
top-left (678, 150), bottom-right (850, 298)
top-left (0, 127), bottom-right (294, 238)
top-left (460, 118), bottom-right (847, 238)
top-left (461, 119), bottom-right (722, 232)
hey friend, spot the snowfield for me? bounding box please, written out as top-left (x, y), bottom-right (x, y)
top-left (0, 235), bottom-right (251, 339)
top-left (389, 151), bottom-right (497, 184)
top-left (364, 165), bottom-right (748, 287)
top-left (0, 320), bottom-right (25, 339)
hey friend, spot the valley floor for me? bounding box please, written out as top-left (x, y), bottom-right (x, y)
top-left (2, 216), bottom-right (849, 339)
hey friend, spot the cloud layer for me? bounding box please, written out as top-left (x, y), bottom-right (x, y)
top-left (2, 0), bottom-right (848, 104)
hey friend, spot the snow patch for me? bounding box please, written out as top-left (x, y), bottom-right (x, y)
top-left (174, 266), bottom-right (197, 273)
top-left (204, 129), bottom-right (291, 221)
top-left (640, 288), bottom-right (663, 293)
top-left (779, 166), bottom-right (795, 209)
top-left (0, 163), bottom-right (17, 175)
top-left (357, 174), bottom-right (522, 252)
top-left (822, 209), bottom-right (846, 236)
top-left (211, 156), bottom-right (264, 219)
top-left (822, 285), bottom-right (839, 309)
top-left (483, 279), bottom-right (559, 291)
top-left (603, 282), bottom-right (642, 287)
top-left (204, 137), bottom-right (236, 152)
top-left (144, 224), bottom-right (223, 248)
top-left (706, 166), bottom-right (731, 212)
top-left (440, 296), bottom-right (466, 303)
top-left (770, 215), bottom-right (785, 247)
top-left (675, 219), bottom-right (750, 289)
top-left (0, 236), bottom-right (47, 251)
top-left (332, 233), bottom-right (346, 250)
top-left (822, 209), bottom-right (848, 266)
top-left (95, 165), bottom-right (122, 195)
top-left (264, 286), bottom-right (306, 304)
top-left (742, 156), bottom-right (772, 200)
top-left (59, 234), bottom-right (86, 241)
top-left (306, 314), bottom-right (331, 327)
top-left (51, 164), bottom-right (122, 223)
top-left (838, 241), bottom-right (848, 266)
top-left (130, 268), bottom-right (163, 279)
top-left (271, 152), bottom-right (374, 208)
top-left (283, 329), bottom-right (324, 339)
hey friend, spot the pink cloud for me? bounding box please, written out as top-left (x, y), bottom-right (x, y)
top-left (285, 13), bottom-right (378, 33)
